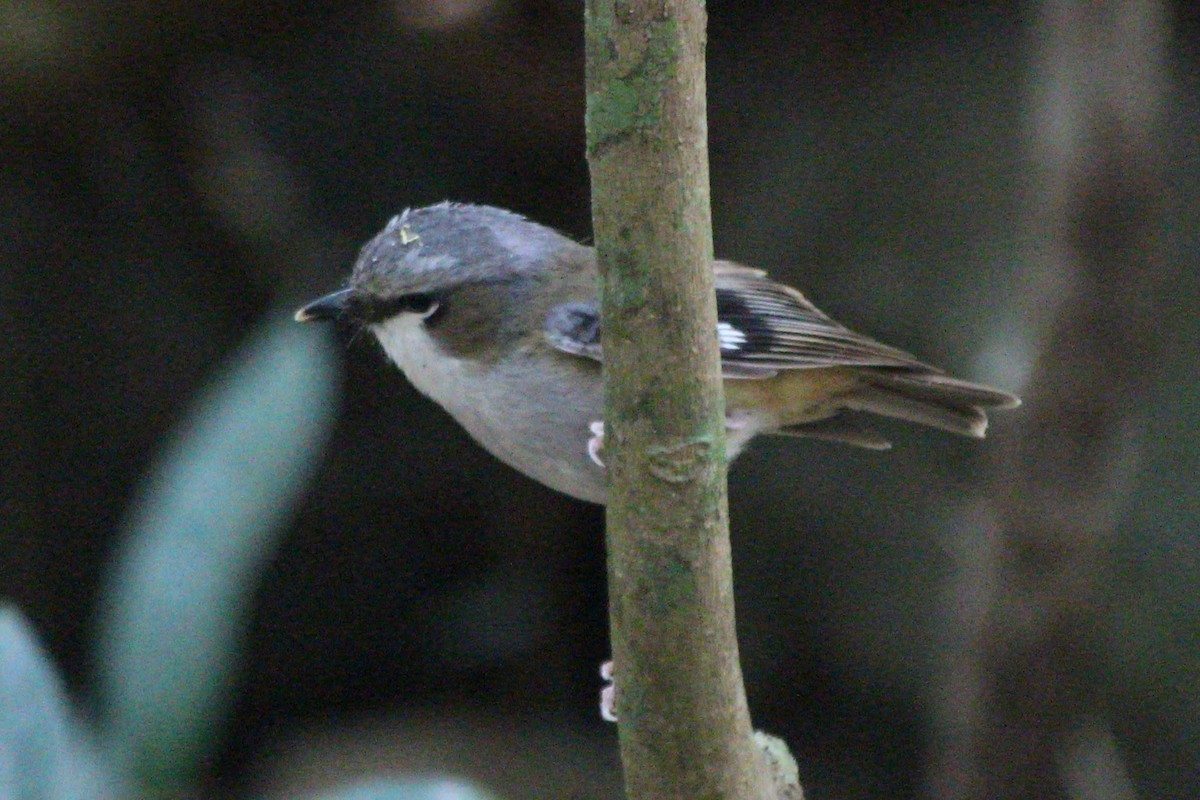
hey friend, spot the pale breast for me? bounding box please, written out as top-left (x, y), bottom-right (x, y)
top-left (372, 315), bottom-right (609, 503)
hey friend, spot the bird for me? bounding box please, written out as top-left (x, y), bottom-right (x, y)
top-left (296, 202), bottom-right (1019, 504)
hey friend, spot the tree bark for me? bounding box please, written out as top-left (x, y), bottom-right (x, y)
top-left (584, 1), bottom-right (775, 798)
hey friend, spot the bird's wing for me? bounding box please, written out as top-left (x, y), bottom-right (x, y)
top-left (544, 300), bottom-right (778, 379)
top-left (543, 261), bottom-right (930, 378)
top-left (543, 301), bottom-right (604, 359)
top-left (709, 261), bottom-right (930, 371)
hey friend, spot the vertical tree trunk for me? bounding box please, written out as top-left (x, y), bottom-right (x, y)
top-left (930, 2), bottom-right (1169, 798)
top-left (584, 1), bottom-right (775, 797)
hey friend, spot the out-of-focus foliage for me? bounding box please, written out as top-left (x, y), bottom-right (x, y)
top-left (307, 779), bottom-right (499, 800)
top-left (94, 314), bottom-right (339, 791)
top-left (1, 314), bottom-right (501, 798)
top-left (0, 607), bottom-right (116, 800)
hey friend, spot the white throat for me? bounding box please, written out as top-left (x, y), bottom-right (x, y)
top-left (371, 314), bottom-right (465, 404)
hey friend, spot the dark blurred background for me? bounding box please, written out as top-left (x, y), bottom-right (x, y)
top-left (2, 1), bottom-right (1198, 798)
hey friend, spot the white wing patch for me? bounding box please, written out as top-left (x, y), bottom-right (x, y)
top-left (718, 321), bottom-right (748, 351)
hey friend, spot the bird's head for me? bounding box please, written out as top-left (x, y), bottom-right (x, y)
top-left (295, 202), bottom-right (578, 358)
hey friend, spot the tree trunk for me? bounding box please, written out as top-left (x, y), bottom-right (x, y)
top-left (584, 1), bottom-right (776, 797)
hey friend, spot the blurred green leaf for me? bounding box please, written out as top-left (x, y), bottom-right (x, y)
top-left (305, 778), bottom-right (501, 800)
top-left (0, 606), bottom-right (115, 800)
top-left (94, 313), bottom-right (340, 793)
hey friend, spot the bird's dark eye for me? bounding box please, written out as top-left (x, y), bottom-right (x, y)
top-left (353, 291), bottom-right (442, 323)
top-left (398, 293), bottom-right (438, 316)
top-left (372, 292), bottom-right (440, 320)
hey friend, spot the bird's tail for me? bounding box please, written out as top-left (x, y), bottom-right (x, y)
top-left (844, 370), bottom-right (1021, 439)
top-left (772, 368), bottom-right (1020, 449)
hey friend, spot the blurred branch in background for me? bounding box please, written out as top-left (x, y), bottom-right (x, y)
top-left (183, 59), bottom-right (351, 299)
top-left (931, 1), bottom-right (1171, 799)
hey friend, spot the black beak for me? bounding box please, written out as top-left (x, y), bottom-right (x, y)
top-left (294, 288), bottom-right (353, 322)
